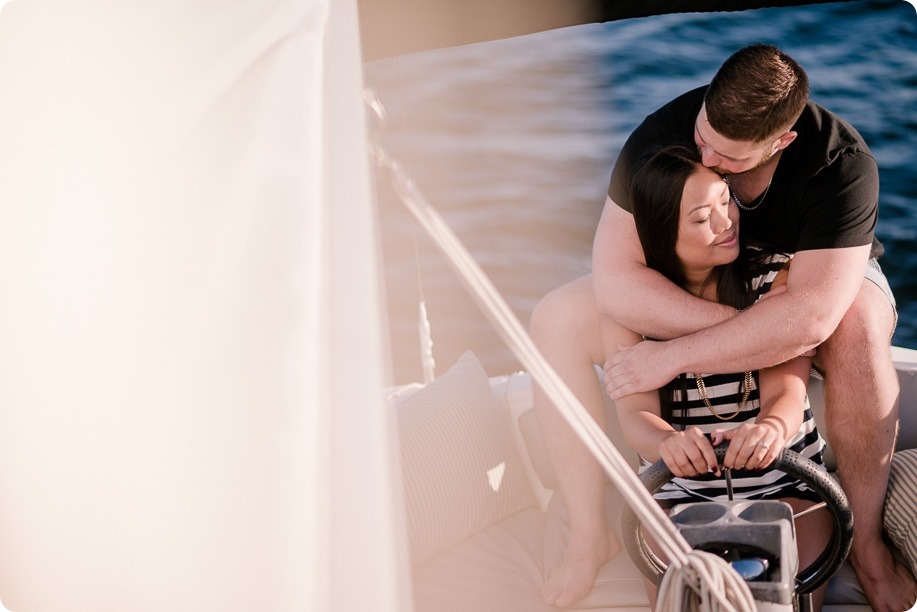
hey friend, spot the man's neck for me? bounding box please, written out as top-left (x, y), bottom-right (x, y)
top-left (730, 152), bottom-right (782, 203)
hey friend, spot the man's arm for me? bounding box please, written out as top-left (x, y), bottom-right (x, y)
top-left (592, 196), bottom-right (735, 340)
top-left (604, 243), bottom-right (871, 399)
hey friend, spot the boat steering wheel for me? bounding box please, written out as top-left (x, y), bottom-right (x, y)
top-left (621, 445), bottom-right (853, 594)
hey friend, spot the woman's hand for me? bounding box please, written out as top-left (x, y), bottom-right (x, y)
top-left (658, 427), bottom-right (719, 478)
top-left (711, 422), bottom-right (784, 471)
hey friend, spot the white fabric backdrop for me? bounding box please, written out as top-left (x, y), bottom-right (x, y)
top-left (0, 1), bottom-right (408, 610)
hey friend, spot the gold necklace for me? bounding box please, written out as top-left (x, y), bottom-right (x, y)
top-left (692, 371), bottom-right (754, 421)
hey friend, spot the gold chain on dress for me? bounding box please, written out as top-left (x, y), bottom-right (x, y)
top-left (692, 371), bottom-right (753, 421)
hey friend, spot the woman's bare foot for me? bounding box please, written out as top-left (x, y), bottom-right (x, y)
top-left (850, 544), bottom-right (917, 612)
top-left (541, 527), bottom-right (621, 608)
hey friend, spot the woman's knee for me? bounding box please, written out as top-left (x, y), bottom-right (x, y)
top-left (530, 276), bottom-right (598, 343)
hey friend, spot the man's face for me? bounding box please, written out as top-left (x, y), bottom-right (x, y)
top-left (693, 104), bottom-right (776, 176)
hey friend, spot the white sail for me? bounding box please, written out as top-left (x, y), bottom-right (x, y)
top-left (0, 1), bottom-right (408, 610)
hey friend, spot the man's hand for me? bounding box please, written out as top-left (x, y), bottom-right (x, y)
top-left (603, 340), bottom-right (675, 399)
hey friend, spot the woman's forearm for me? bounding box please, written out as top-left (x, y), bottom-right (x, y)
top-left (756, 356), bottom-right (812, 443)
top-left (620, 411), bottom-right (676, 462)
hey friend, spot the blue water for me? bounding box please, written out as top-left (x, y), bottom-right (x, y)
top-left (367, 0), bottom-right (917, 384)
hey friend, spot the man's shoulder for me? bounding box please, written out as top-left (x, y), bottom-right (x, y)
top-left (797, 101), bottom-right (873, 159)
top-left (642, 86), bottom-right (707, 129)
top-left (623, 87), bottom-right (706, 158)
top-left (780, 101), bottom-right (876, 192)
top-left (609, 86), bottom-right (707, 210)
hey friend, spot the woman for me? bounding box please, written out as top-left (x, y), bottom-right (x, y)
top-left (610, 143), bottom-right (832, 609)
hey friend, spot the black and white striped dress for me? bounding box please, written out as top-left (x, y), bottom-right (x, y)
top-left (640, 253), bottom-right (827, 505)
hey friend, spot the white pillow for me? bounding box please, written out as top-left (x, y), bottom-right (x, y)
top-left (884, 448), bottom-right (917, 577)
top-left (397, 351), bottom-right (537, 564)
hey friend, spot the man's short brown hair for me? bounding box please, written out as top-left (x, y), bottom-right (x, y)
top-left (705, 43), bottom-right (809, 143)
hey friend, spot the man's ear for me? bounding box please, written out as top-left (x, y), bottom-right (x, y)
top-left (775, 130), bottom-right (798, 151)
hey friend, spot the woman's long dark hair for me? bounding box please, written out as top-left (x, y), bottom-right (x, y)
top-left (630, 143), bottom-right (759, 421)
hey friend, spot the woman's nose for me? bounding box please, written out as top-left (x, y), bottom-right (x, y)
top-left (714, 210), bottom-right (732, 234)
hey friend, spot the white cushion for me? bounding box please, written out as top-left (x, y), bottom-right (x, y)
top-left (884, 448), bottom-right (917, 578)
top-left (397, 351), bottom-right (537, 564)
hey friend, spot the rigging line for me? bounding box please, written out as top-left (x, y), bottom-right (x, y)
top-left (362, 83), bottom-right (756, 606)
top-left (414, 229), bottom-right (436, 383)
top-left (394, 60), bottom-right (421, 299)
top-left (396, 57), bottom-right (436, 383)
top-left (375, 146), bottom-right (756, 610)
top-left (657, 552), bottom-right (758, 611)
top-left (394, 57), bottom-right (423, 302)
top-left (793, 501), bottom-right (827, 520)
top-left (395, 56), bottom-right (409, 167)
top-left (373, 145), bottom-right (689, 563)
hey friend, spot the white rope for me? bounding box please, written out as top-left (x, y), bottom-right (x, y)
top-left (657, 551), bottom-right (759, 611)
top-left (373, 145), bottom-right (756, 612)
top-left (418, 300), bottom-right (436, 383)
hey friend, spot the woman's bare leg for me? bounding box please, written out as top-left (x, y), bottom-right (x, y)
top-left (532, 275), bottom-right (622, 607)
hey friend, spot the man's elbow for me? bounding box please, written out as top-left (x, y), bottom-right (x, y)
top-left (797, 308), bottom-right (842, 347)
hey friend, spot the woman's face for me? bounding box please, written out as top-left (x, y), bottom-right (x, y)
top-left (675, 166), bottom-right (740, 279)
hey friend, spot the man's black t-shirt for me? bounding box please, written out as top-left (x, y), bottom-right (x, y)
top-left (607, 86), bottom-right (882, 257)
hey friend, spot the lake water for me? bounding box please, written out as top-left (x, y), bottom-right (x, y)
top-left (365, 0), bottom-right (917, 384)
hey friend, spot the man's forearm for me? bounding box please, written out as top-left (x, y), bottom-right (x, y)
top-left (594, 262), bottom-right (735, 340)
top-left (604, 291), bottom-right (820, 401)
top-left (652, 245), bottom-right (867, 377)
top-left (654, 291), bottom-right (820, 378)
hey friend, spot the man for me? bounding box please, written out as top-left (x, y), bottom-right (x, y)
top-left (534, 44), bottom-right (916, 611)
